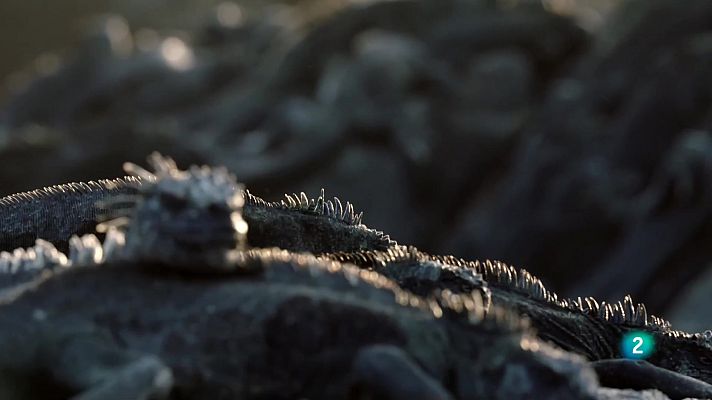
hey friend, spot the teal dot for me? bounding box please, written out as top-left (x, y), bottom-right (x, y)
top-left (621, 331), bottom-right (655, 359)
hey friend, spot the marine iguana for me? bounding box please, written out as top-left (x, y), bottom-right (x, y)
top-left (0, 153), bottom-right (604, 400)
top-left (325, 247), bottom-right (712, 387)
top-left (0, 154), bottom-right (711, 399)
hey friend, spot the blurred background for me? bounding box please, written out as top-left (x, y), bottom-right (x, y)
top-left (0, 0), bottom-right (710, 331)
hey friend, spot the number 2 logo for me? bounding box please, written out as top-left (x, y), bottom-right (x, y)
top-left (632, 336), bottom-right (644, 354)
top-left (621, 331), bottom-right (653, 359)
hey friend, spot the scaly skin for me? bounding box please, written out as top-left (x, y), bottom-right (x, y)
top-left (0, 154), bottom-right (711, 399)
top-left (0, 154), bottom-right (599, 400)
top-left (0, 184), bottom-right (393, 256)
top-left (326, 247), bottom-right (712, 385)
top-left (0, 248), bottom-right (603, 400)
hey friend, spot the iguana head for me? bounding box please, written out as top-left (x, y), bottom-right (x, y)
top-left (112, 153), bottom-right (248, 270)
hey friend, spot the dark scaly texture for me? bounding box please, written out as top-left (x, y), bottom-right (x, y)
top-left (242, 189), bottom-right (396, 254)
top-left (0, 178), bottom-right (140, 253)
top-left (0, 248), bottom-right (601, 400)
top-left (324, 247), bottom-right (712, 385)
top-left (0, 180), bottom-right (394, 255)
top-left (0, 156), bottom-right (711, 398)
top-left (0, 155), bottom-right (599, 399)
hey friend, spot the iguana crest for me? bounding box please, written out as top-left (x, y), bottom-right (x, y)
top-left (1, 153), bottom-right (711, 389)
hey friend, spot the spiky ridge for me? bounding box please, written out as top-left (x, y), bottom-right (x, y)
top-left (1, 180), bottom-right (373, 233)
top-left (1, 153), bottom-right (395, 256)
top-left (102, 153), bottom-right (249, 271)
top-left (232, 247), bottom-right (526, 332)
top-left (0, 177), bottom-right (141, 207)
top-left (0, 156), bottom-right (704, 347)
top-left (1, 231), bottom-right (126, 272)
top-left (0, 236), bottom-right (522, 332)
top-left (243, 188), bottom-right (397, 252)
top-left (430, 255), bottom-right (659, 327)
top-left (322, 247), bottom-right (712, 349)
top-left (0, 231), bottom-right (524, 333)
top-left (0, 239), bottom-right (69, 273)
top-left (0, 231), bottom-right (128, 297)
top-left (244, 188), bottom-right (364, 227)
top-left (125, 153), bottom-right (245, 211)
top-left (324, 245), bottom-right (418, 267)
top-left (68, 231), bottom-right (126, 266)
